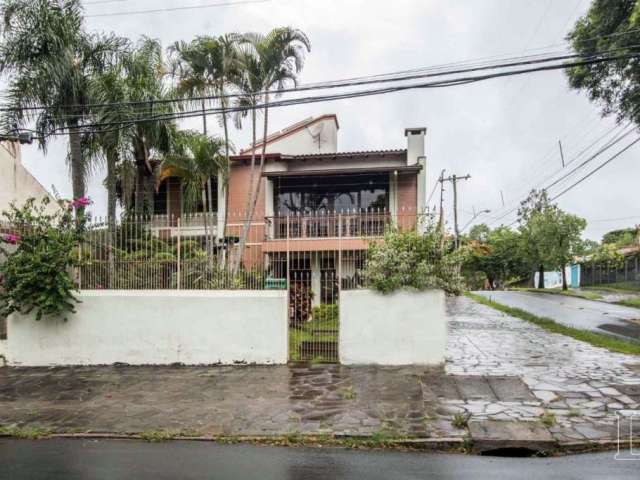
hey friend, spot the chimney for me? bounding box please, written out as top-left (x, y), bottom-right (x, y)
top-left (405, 127), bottom-right (426, 166)
top-left (405, 128), bottom-right (428, 215)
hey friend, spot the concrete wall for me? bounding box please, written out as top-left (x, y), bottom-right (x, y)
top-left (6, 290), bottom-right (287, 366)
top-left (340, 289), bottom-right (447, 365)
top-left (0, 142), bottom-right (53, 212)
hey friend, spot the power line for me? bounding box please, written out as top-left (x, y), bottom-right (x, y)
top-left (7, 51), bottom-right (638, 139)
top-left (550, 136), bottom-right (640, 200)
top-left (498, 136), bottom-right (640, 229)
top-left (486, 123), bottom-right (638, 227)
top-left (85, 0), bottom-right (271, 17)
top-left (3, 44), bottom-right (638, 114)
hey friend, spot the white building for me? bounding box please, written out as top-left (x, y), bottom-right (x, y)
top-left (0, 141), bottom-right (53, 213)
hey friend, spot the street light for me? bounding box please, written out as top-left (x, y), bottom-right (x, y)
top-left (461, 209), bottom-right (491, 233)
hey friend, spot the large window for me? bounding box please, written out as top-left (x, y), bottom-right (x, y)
top-left (274, 173), bottom-right (389, 215)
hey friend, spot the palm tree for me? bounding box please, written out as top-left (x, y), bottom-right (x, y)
top-left (0, 0), bottom-right (125, 214)
top-left (168, 34), bottom-right (241, 241)
top-left (231, 27), bottom-right (311, 274)
top-left (85, 63), bottom-right (131, 228)
top-left (161, 130), bottom-right (228, 255)
top-left (121, 37), bottom-right (175, 218)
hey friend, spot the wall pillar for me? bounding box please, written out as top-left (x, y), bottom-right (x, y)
top-left (389, 171), bottom-right (398, 225)
top-left (265, 178), bottom-right (275, 239)
top-left (311, 253), bottom-right (321, 307)
top-left (216, 174), bottom-right (226, 239)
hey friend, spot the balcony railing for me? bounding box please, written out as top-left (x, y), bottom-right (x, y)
top-left (147, 212), bottom-right (218, 229)
top-left (265, 212), bottom-right (392, 240)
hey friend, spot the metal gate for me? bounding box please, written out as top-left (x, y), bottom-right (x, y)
top-left (288, 250), bottom-right (340, 363)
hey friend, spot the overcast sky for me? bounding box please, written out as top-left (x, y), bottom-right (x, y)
top-left (16, 0), bottom-right (639, 241)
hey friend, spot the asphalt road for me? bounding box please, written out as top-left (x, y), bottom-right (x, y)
top-left (475, 291), bottom-right (640, 342)
top-left (0, 439), bottom-right (638, 480)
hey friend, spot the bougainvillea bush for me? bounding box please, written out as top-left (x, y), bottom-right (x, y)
top-left (0, 197), bottom-right (88, 321)
top-left (361, 217), bottom-right (466, 295)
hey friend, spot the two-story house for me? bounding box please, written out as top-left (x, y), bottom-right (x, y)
top-left (154, 114), bottom-right (428, 303)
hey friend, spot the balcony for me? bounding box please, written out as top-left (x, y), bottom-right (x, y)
top-left (147, 212), bottom-right (218, 238)
top-left (265, 212), bottom-right (392, 241)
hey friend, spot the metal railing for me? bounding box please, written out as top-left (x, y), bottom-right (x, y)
top-left (266, 211), bottom-right (392, 240)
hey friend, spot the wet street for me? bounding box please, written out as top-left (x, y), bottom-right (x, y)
top-left (475, 291), bottom-right (640, 342)
top-left (0, 439), bottom-right (638, 480)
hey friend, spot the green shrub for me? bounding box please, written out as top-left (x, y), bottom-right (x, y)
top-left (361, 218), bottom-right (465, 295)
top-left (0, 197), bottom-right (86, 320)
top-left (312, 304), bottom-right (338, 323)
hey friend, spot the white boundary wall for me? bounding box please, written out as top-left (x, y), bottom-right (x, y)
top-left (340, 289), bottom-right (447, 365)
top-left (6, 290), bottom-right (287, 366)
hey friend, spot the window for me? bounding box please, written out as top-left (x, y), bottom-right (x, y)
top-left (275, 173), bottom-right (389, 215)
top-left (154, 181), bottom-right (168, 215)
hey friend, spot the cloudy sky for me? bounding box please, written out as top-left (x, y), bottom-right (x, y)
top-left (16, 0), bottom-right (639, 241)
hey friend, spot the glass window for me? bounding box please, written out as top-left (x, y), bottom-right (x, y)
top-left (274, 173), bottom-right (389, 215)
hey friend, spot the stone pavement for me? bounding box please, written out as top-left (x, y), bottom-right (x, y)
top-left (0, 296), bottom-right (639, 448)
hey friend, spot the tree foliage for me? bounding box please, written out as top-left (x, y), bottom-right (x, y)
top-left (602, 227), bottom-right (638, 246)
top-left (566, 0), bottom-right (640, 126)
top-left (0, 197), bottom-right (86, 320)
top-left (464, 225), bottom-right (529, 289)
top-left (362, 219), bottom-right (465, 295)
top-left (517, 190), bottom-right (586, 289)
top-left (0, 0), bottom-right (125, 207)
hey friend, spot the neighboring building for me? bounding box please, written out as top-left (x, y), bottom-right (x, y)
top-left (0, 141), bottom-right (53, 213)
top-left (1, 140), bottom-right (54, 346)
top-left (153, 114), bottom-right (428, 302)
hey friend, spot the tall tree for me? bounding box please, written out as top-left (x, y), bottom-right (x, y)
top-left (0, 0), bottom-right (124, 214)
top-left (465, 225), bottom-right (528, 290)
top-left (169, 34), bottom-right (241, 241)
top-left (517, 190), bottom-right (557, 288)
top-left (517, 190), bottom-right (587, 290)
top-left (566, 0), bottom-right (640, 126)
top-left (121, 37), bottom-right (175, 217)
top-left (85, 59), bottom-right (131, 227)
top-left (161, 130), bottom-right (228, 255)
top-left (549, 211), bottom-right (587, 290)
top-left (232, 27), bottom-right (310, 274)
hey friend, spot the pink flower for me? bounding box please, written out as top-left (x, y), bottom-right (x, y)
top-left (1, 233), bottom-right (20, 245)
top-left (69, 197), bottom-right (92, 210)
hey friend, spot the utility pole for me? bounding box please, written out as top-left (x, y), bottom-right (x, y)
top-left (438, 170), bottom-right (446, 231)
top-left (558, 140), bottom-right (565, 168)
top-left (441, 173), bottom-right (471, 248)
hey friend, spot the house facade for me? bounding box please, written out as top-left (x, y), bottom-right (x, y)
top-left (153, 114), bottom-right (428, 302)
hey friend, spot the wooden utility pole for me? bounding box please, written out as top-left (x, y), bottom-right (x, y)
top-left (438, 170), bottom-right (446, 231)
top-left (441, 174), bottom-right (471, 248)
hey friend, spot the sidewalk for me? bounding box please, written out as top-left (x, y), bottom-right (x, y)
top-left (1, 297), bottom-right (639, 451)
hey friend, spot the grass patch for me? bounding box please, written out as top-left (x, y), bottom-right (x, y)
top-left (0, 426), bottom-right (50, 439)
top-left (451, 413), bottom-right (471, 430)
top-left (516, 288), bottom-right (603, 301)
top-left (466, 292), bottom-right (640, 355)
top-left (584, 283), bottom-right (640, 293)
top-left (139, 430), bottom-right (176, 442)
top-left (288, 313), bottom-right (338, 363)
top-left (540, 411), bottom-right (556, 427)
top-left (342, 386), bottom-right (357, 400)
top-left (616, 298), bottom-right (640, 309)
